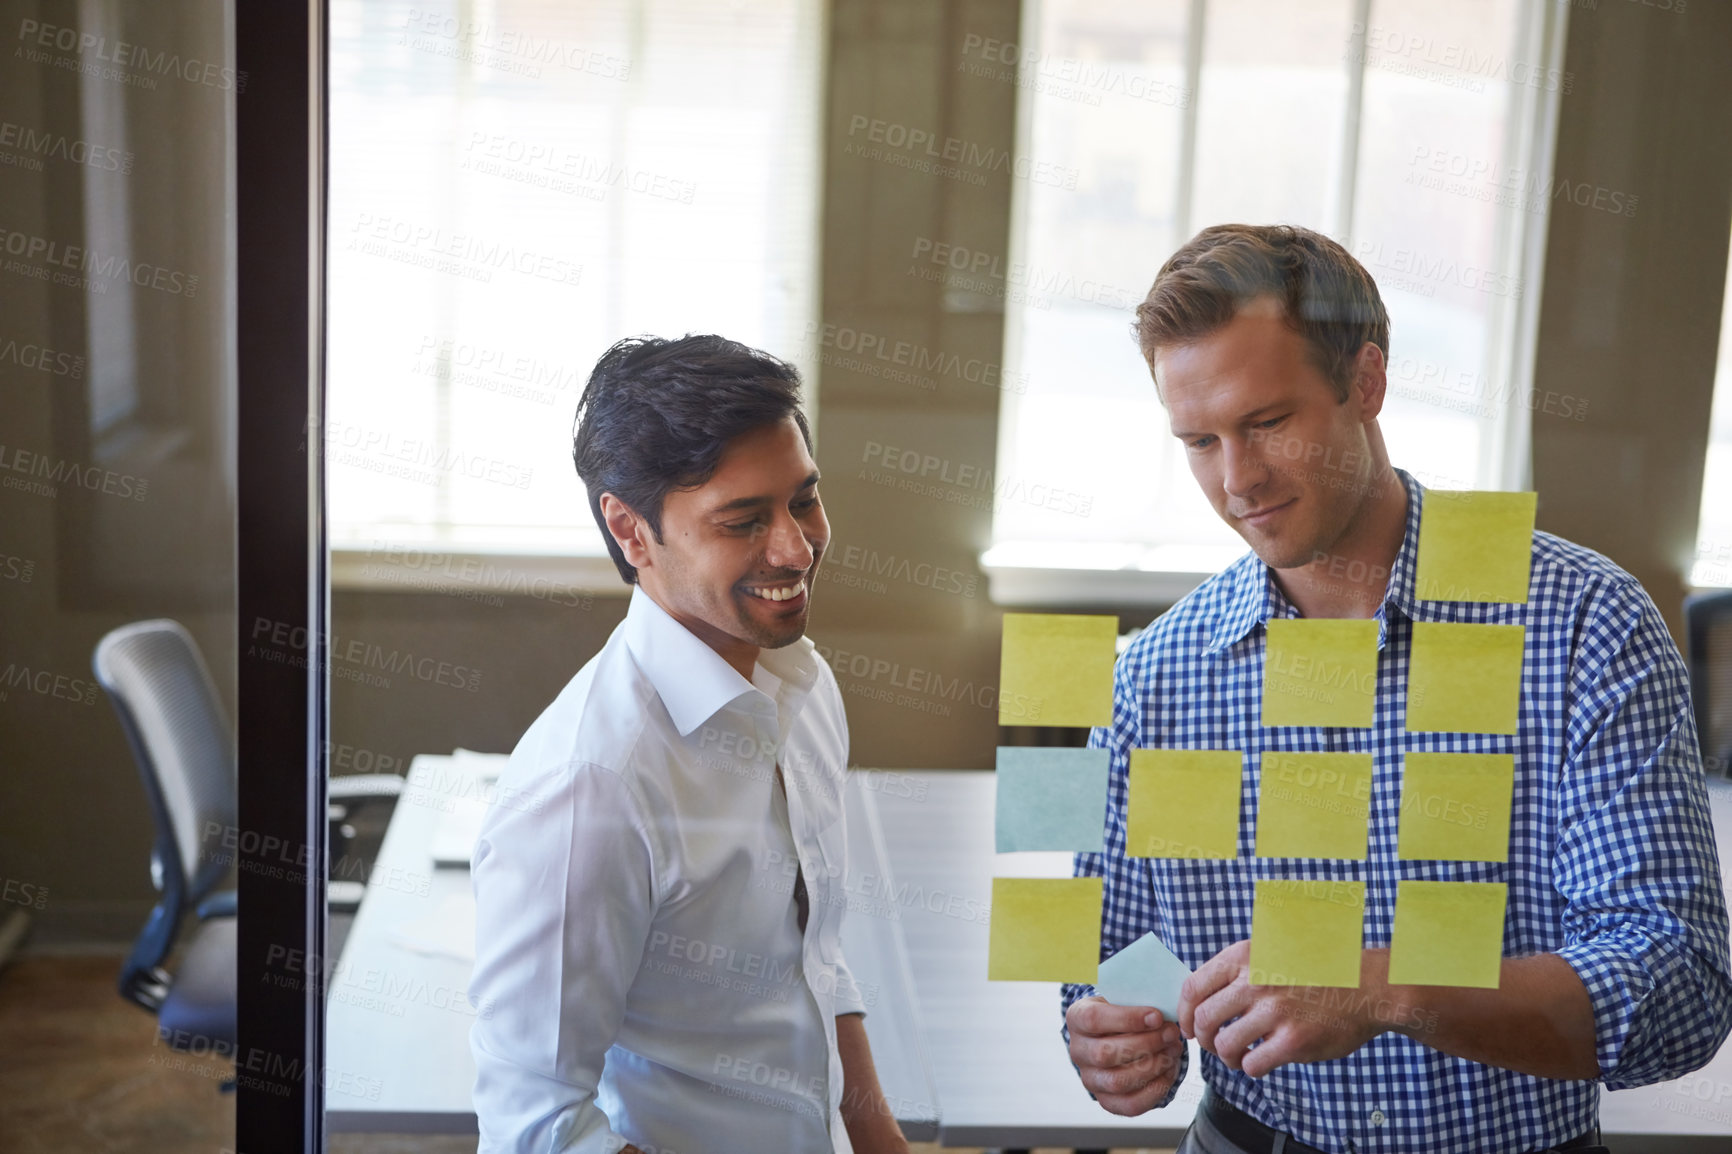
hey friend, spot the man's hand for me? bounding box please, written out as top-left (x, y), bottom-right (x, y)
top-left (1178, 939), bottom-right (1379, 1078)
top-left (1066, 995), bottom-right (1185, 1115)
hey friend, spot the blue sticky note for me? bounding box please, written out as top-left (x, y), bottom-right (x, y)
top-left (1095, 931), bottom-right (1192, 1020)
top-left (995, 746), bottom-right (1110, 853)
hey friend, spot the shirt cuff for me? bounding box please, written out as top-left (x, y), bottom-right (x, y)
top-left (1555, 931), bottom-right (1658, 1086)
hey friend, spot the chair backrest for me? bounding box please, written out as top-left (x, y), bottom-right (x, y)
top-left (1686, 591), bottom-right (1732, 779)
top-left (93, 620), bottom-right (238, 905)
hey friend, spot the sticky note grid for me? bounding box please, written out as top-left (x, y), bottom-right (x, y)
top-left (985, 493), bottom-right (1532, 992)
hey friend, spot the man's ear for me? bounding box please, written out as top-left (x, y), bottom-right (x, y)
top-left (599, 492), bottom-right (655, 573)
top-left (1348, 341), bottom-right (1388, 421)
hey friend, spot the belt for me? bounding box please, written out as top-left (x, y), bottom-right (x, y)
top-left (1199, 1088), bottom-right (1605, 1154)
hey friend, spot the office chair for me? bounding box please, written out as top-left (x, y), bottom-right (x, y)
top-left (1685, 590), bottom-right (1732, 779)
top-left (94, 618), bottom-right (404, 1058)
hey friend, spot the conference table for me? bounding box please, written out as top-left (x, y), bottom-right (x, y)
top-left (327, 755), bottom-right (1732, 1151)
top-left (325, 752), bottom-right (942, 1138)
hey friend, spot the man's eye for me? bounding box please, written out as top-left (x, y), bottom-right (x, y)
top-left (792, 497), bottom-right (819, 512)
top-left (1188, 436), bottom-right (1214, 450)
top-left (1256, 416), bottom-right (1284, 429)
top-left (725, 519), bottom-right (763, 533)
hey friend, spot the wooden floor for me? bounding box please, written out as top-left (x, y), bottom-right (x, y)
top-left (0, 952), bottom-right (1161, 1154)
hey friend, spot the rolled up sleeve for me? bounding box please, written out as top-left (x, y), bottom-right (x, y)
top-left (470, 761), bottom-right (660, 1152)
top-left (1554, 583), bottom-right (1732, 1089)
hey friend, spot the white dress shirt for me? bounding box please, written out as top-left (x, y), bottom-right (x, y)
top-left (469, 586), bottom-right (866, 1154)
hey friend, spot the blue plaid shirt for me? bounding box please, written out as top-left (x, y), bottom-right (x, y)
top-left (1061, 469), bottom-right (1732, 1153)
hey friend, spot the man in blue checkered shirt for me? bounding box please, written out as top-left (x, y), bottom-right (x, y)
top-left (1060, 224), bottom-right (1732, 1154)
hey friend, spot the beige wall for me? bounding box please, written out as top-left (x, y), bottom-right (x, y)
top-left (1530, 0), bottom-right (1732, 641)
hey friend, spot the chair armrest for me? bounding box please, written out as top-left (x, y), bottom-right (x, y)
top-left (196, 890), bottom-right (237, 919)
top-left (328, 774), bottom-right (405, 801)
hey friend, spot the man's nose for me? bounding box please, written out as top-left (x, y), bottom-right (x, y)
top-left (763, 514), bottom-right (815, 570)
top-left (1222, 437), bottom-right (1271, 499)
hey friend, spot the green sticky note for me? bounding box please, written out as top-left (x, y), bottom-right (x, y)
top-left (1389, 880), bottom-right (1507, 988)
top-left (1415, 491), bottom-right (1537, 604)
top-left (1406, 622), bottom-right (1524, 734)
top-left (1254, 752), bottom-right (1374, 860)
top-left (1127, 748), bottom-right (1242, 859)
top-left (1398, 753), bottom-right (1515, 862)
top-left (998, 613), bottom-right (1117, 727)
top-left (987, 876), bottom-right (1103, 983)
top-left (1248, 878), bottom-right (1364, 988)
top-left (995, 747), bottom-right (1110, 853)
top-left (1262, 619), bottom-right (1378, 728)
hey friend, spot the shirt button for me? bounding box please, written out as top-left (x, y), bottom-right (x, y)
top-left (1369, 1109), bottom-right (1386, 1126)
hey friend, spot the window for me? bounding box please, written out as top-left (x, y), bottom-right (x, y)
top-left (986, 0), bottom-right (1568, 603)
top-left (327, 0), bottom-right (824, 561)
top-left (1692, 227), bottom-right (1732, 589)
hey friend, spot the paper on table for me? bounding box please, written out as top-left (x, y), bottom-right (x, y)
top-left (387, 893), bottom-right (477, 963)
top-left (1388, 880), bottom-right (1507, 988)
top-left (1406, 622), bottom-right (1525, 734)
top-left (995, 746), bottom-right (1110, 853)
top-left (1397, 752), bottom-right (1515, 862)
top-left (987, 876), bottom-right (1103, 983)
top-left (1415, 490), bottom-right (1537, 604)
top-left (1261, 618), bottom-right (1378, 728)
top-left (1126, 748), bottom-right (1241, 859)
top-left (1248, 878), bottom-right (1364, 988)
top-left (1254, 752), bottom-right (1373, 860)
top-left (1095, 931), bottom-right (1192, 1020)
top-left (998, 613), bottom-right (1117, 727)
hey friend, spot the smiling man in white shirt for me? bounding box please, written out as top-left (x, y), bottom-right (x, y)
top-left (468, 335), bottom-right (909, 1154)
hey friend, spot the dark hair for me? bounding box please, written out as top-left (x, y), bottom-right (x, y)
top-left (1134, 223), bottom-right (1390, 402)
top-left (572, 334), bottom-right (812, 583)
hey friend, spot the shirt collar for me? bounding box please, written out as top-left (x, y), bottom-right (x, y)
top-left (622, 585), bottom-right (821, 736)
top-left (1203, 467), bottom-right (1426, 655)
